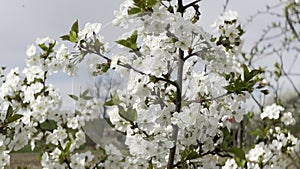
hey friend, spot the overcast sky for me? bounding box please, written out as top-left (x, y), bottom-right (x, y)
top-left (1, 0), bottom-right (298, 107)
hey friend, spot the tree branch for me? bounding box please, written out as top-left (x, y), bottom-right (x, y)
top-left (80, 46), bottom-right (180, 91)
top-left (183, 0), bottom-right (201, 11)
top-left (167, 49), bottom-right (184, 169)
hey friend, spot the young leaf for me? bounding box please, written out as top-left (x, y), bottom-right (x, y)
top-left (69, 94), bottom-right (79, 101)
top-left (128, 7), bottom-right (141, 15)
top-left (147, 161), bottom-right (153, 169)
top-left (242, 64), bottom-right (250, 82)
top-left (146, 0), bottom-right (157, 8)
top-left (80, 89), bottom-right (89, 98)
top-left (130, 30), bottom-right (138, 43)
top-left (38, 44), bottom-right (48, 51)
top-left (228, 147), bottom-right (246, 160)
top-left (116, 31), bottom-right (138, 52)
top-left (64, 140), bottom-right (72, 152)
top-left (105, 93), bottom-right (121, 106)
top-left (185, 150), bottom-right (200, 160)
top-left (118, 106), bottom-right (137, 122)
top-left (71, 20), bottom-right (79, 34)
top-left (6, 114), bottom-right (23, 123)
top-left (40, 120), bottom-right (58, 131)
top-left (117, 39), bottom-right (132, 49)
top-left (60, 34), bottom-right (70, 41)
top-left (234, 157), bottom-right (246, 168)
top-left (69, 30), bottom-right (78, 43)
top-left (6, 105), bottom-right (14, 119)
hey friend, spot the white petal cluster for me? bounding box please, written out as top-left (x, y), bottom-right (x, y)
top-left (98, 3), bottom-right (252, 167)
top-left (0, 150), bottom-right (10, 169)
top-left (70, 151), bottom-right (94, 169)
top-left (246, 127), bottom-right (299, 168)
top-left (260, 103), bottom-right (284, 120)
top-left (212, 10), bottom-right (244, 55)
top-left (77, 22), bottom-right (109, 54)
top-left (0, 36), bottom-right (101, 167)
top-left (78, 23), bottom-right (102, 40)
top-left (222, 159), bottom-right (240, 169)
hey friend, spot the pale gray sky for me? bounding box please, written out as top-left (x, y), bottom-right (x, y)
top-left (0, 0), bottom-right (299, 108)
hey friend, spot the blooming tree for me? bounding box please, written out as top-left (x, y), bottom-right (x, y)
top-left (0, 0), bottom-right (300, 168)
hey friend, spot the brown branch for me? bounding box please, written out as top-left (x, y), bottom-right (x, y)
top-left (80, 46), bottom-right (180, 92)
top-left (188, 93), bottom-right (232, 104)
top-left (250, 93), bottom-right (264, 112)
top-left (183, 0), bottom-right (201, 11)
top-left (167, 49), bottom-right (184, 169)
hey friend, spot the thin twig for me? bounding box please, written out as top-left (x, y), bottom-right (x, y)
top-left (275, 50), bottom-right (300, 96)
top-left (223, 0), bottom-right (230, 13)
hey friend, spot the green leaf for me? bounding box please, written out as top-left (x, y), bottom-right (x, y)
top-left (133, 0), bottom-right (145, 8)
top-left (80, 89), bottom-right (89, 98)
top-left (180, 149), bottom-right (200, 168)
top-left (48, 41), bottom-right (56, 52)
top-left (105, 93), bottom-right (121, 106)
top-left (40, 120), bottom-right (58, 131)
top-left (104, 116), bottom-right (115, 128)
top-left (274, 70), bottom-right (281, 78)
top-left (234, 157), bottom-right (246, 167)
top-left (64, 140), bottom-right (72, 152)
top-left (118, 106), bottom-right (137, 122)
top-left (128, 7), bottom-right (141, 15)
top-left (228, 147), bottom-right (246, 160)
top-left (130, 31), bottom-right (138, 44)
top-left (146, 0), bottom-right (157, 8)
top-left (242, 64), bottom-right (250, 81)
top-left (38, 44), bottom-right (48, 51)
top-left (6, 105), bottom-right (14, 119)
top-left (117, 39), bottom-right (131, 48)
top-left (6, 114), bottom-right (23, 123)
top-left (220, 127), bottom-right (234, 148)
top-left (69, 30), bottom-right (78, 43)
top-left (185, 150), bottom-right (200, 160)
top-left (250, 129), bottom-right (262, 137)
top-left (274, 62), bottom-right (281, 69)
top-left (116, 31), bottom-right (138, 52)
top-left (68, 94), bottom-right (78, 101)
top-left (225, 85), bottom-right (235, 93)
top-left (102, 64), bottom-right (110, 72)
top-left (60, 35), bottom-right (70, 41)
top-left (247, 111), bottom-right (254, 118)
top-left (71, 20), bottom-right (79, 34)
top-left (147, 161), bottom-right (153, 169)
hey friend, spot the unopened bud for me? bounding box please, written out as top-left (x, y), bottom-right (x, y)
top-left (261, 89), bottom-right (269, 95)
top-left (258, 79), bottom-right (268, 88)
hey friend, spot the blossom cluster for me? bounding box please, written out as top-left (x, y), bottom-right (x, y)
top-left (260, 103), bottom-right (296, 125)
top-left (212, 10), bottom-right (244, 54)
top-left (246, 127), bottom-right (299, 168)
top-left (0, 0), bottom-right (299, 168)
top-left (85, 1), bottom-right (258, 168)
top-left (0, 35), bottom-right (102, 168)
